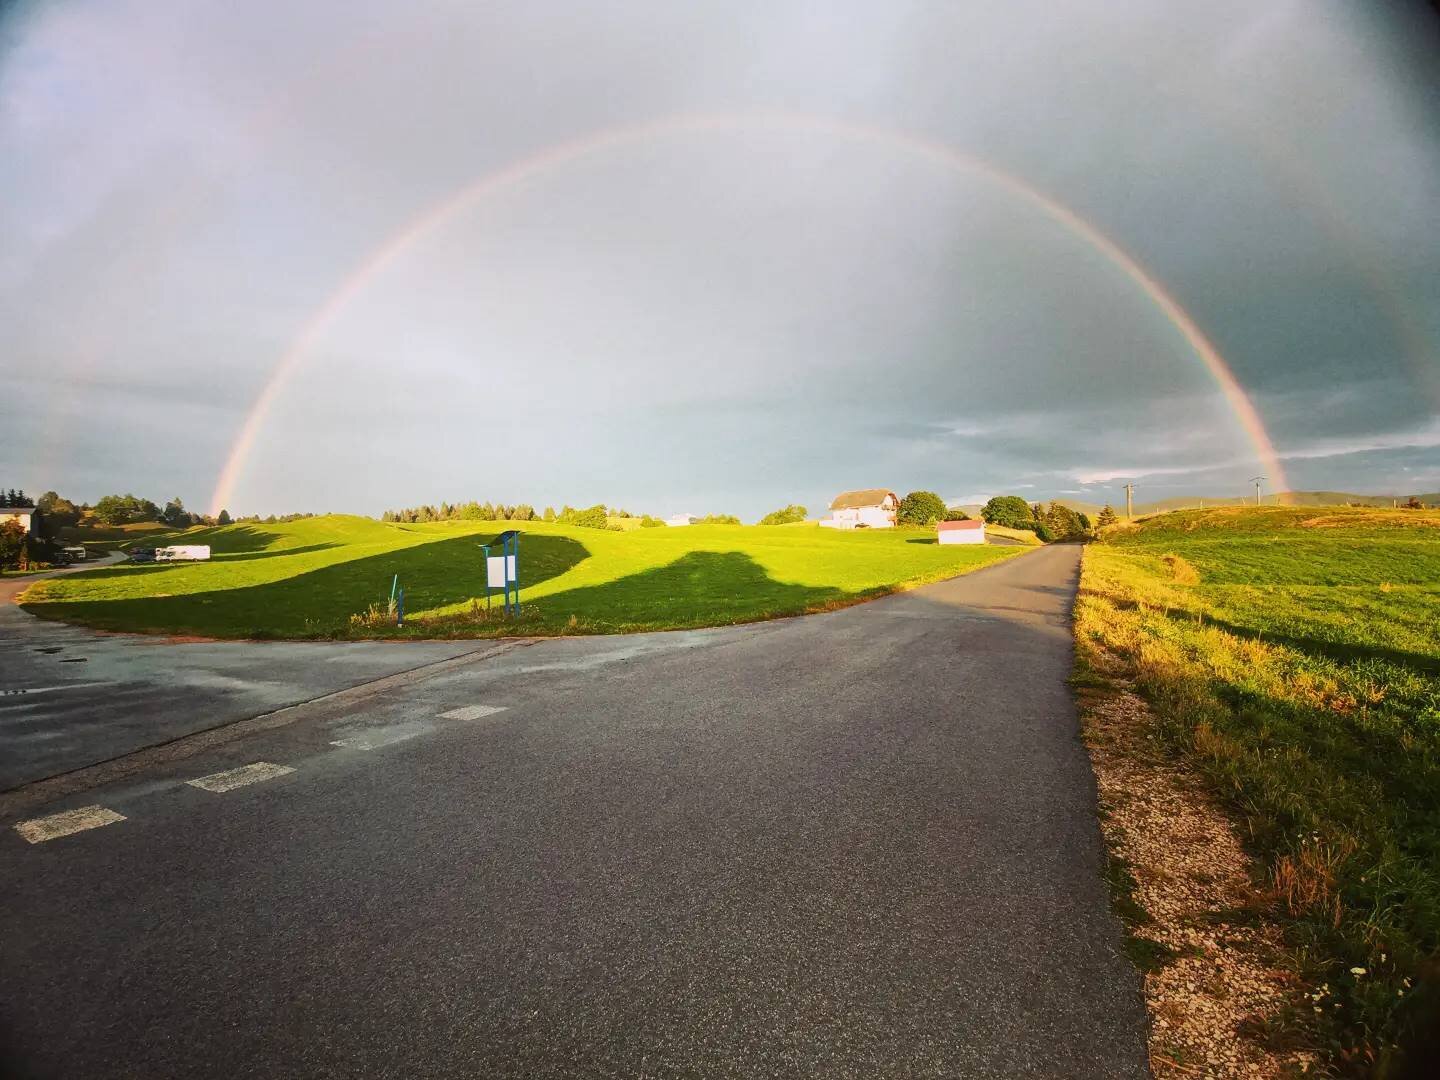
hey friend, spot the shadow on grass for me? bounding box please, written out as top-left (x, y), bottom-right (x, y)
top-left (22, 532), bottom-right (592, 638)
top-left (523, 550), bottom-right (852, 632)
top-left (126, 525), bottom-right (285, 554)
top-left (1131, 599), bottom-right (1440, 676)
top-left (211, 543), bottom-right (341, 563)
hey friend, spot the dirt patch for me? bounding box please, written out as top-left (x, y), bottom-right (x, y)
top-left (1079, 677), bottom-right (1316, 1078)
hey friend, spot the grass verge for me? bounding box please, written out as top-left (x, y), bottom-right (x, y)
top-left (1077, 506), bottom-right (1440, 1078)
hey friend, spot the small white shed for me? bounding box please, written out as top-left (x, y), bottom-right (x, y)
top-left (937, 519), bottom-right (985, 544)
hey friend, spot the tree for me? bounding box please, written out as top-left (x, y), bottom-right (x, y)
top-left (36, 491), bottom-right (78, 526)
top-left (1404, 496), bottom-right (1424, 510)
top-left (217, 509), bottom-right (232, 525)
top-left (542, 507), bottom-right (556, 522)
top-left (759, 504), bottom-right (807, 526)
top-left (944, 508), bottom-right (970, 521)
top-left (1040, 502), bottom-right (1086, 541)
top-left (559, 504), bottom-right (608, 529)
top-left (980, 496), bottom-right (1035, 528)
top-left (161, 497), bottom-right (192, 528)
top-left (0, 518), bottom-right (25, 568)
top-left (1097, 504), bottom-right (1118, 527)
top-left (897, 491), bottom-right (947, 527)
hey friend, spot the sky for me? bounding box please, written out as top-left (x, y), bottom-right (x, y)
top-left (2, 0), bottom-right (1438, 520)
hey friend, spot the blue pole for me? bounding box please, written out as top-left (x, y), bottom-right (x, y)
top-left (481, 544), bottom-right (491, 612)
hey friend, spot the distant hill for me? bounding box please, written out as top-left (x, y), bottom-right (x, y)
top-left (962, 491), bottom-right (1440, 519)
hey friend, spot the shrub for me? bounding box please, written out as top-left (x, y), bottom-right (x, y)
top-left (1097, 505), bottom-right (1118, 527)
top-left (639, 515), bottom-right (665, 528)
top-left (898, 491), bottom-right (947, 527)
top-left (759, 504), bottom-right (807, 526)
top-left (944, 508), bottom-right (970, 521)
top-left (981, 496), bottom-right (1035, 528)
top-left (559, 504), bottom-right (608, 529)
top-left (0, 518), bottom-right (26, 568)
top-left (698, 514), bottom-right (741, 525)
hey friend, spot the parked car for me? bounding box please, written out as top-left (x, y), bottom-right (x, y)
top-left (62, 545), bottom-right (87, 562)
top-left (129, 548), bottom-right (156, 563)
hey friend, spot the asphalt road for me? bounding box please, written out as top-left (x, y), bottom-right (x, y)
top-left (1, 545), bottom-right (1150, 1078)
top-left (0, 562), bottom-right (492, 790)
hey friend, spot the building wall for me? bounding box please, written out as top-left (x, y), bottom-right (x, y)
top-left (938, 527), bottom-right (984, 545)
top-left (0, 510), bottom-right (33, 534)
top-left (821, 505), bottom-right (896, 529)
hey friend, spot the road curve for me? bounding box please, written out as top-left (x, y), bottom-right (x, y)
top-left (1, 544), bottom-right (1149, 1078)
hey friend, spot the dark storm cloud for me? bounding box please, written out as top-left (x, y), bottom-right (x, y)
top-left (2, 0), bottom-right (1437, 517)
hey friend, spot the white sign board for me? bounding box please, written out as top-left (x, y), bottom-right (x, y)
top-left (506, 554), bottom-right (517, 582)
top-left (486, 556), bottom-right (508, 588)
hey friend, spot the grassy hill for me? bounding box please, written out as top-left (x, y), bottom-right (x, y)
top-left (19, 515), bottom-right (1022, 639)
top-left (1077, 505), bottom-right (1440, 1071)
top-left (1052, 490), bottom-right (1440, 518)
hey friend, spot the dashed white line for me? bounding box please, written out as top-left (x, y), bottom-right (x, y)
top-left (330, 722), bottom-right (426, 751)
top-left (186, 762), bottom-right (295, 793)
top-left (438, 704), bottom-right (508, 722)
top-left (15, 805), bottom-right (126, 844)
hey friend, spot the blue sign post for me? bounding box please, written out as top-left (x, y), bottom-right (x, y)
top-left (480, 529), bottom-right (521, 617)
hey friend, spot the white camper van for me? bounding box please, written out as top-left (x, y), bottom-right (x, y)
top-left (154, 545), bottom-right (211, 562)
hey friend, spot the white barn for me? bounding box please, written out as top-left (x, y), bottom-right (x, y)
top-left (937, 519), bottom-right (986, 544)
top-left (819, 489), bottom-right (899, 529)
top-left (665, 514), bottom-right (697, 527)
top-left (0, 504), bottom-right (36, 536)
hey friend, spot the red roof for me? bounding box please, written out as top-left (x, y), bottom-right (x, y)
top-left (937, 519), bottom-right (984, 530)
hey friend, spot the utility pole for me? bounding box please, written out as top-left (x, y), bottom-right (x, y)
top-left (1250, 476), bottom-right (1265, 506)
top-left (1124, 482), bottom-right (1135, 520)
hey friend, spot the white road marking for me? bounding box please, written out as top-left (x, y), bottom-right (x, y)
top-left (330, 722), bottom-right (427, 751)
top-left (186, 761), bottom-right (295, 793)
top-left (438, 704), bottom-right (508, 721)
top-left (0, 681), bottom-right (117, 698)
top-left (15, 805), bottom-right (126, 844)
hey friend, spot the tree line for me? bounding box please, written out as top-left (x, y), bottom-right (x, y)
top-left (979, 495), bottom-right (1096, 541)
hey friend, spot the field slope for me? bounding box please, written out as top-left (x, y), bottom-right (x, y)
top-left (20, 516), bottom-right (1022, 638)
top-left (1077, 506), bottom-right (1440, 1074)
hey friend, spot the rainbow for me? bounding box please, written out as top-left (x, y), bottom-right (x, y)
top-left (208, 111), bottom-right (1289, 515)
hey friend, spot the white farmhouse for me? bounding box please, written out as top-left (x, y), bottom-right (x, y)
top-left (819, 489), bottom-right (899, 529)
top-left (0, 504), bottom-right (36, 536)
top-left (937, 519), bottom-right (986, 544)
top-left (665, 514), bottom-right (697, 527)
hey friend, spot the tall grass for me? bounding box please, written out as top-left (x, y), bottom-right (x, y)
top-left (1077, 507), bottom-right (1440, 1077)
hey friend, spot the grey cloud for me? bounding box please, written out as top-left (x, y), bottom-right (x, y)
top-left (2, 0), bottom-right (1437, 517)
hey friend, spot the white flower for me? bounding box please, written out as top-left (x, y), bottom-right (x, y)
top-left (1350, 967), bottom-right (1367, 977)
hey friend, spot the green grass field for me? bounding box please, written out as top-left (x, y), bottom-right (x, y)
top-left (1076, 506), bottom-right (1440, 1074)
top-left (20, 516), bottom-right (1022, 639)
